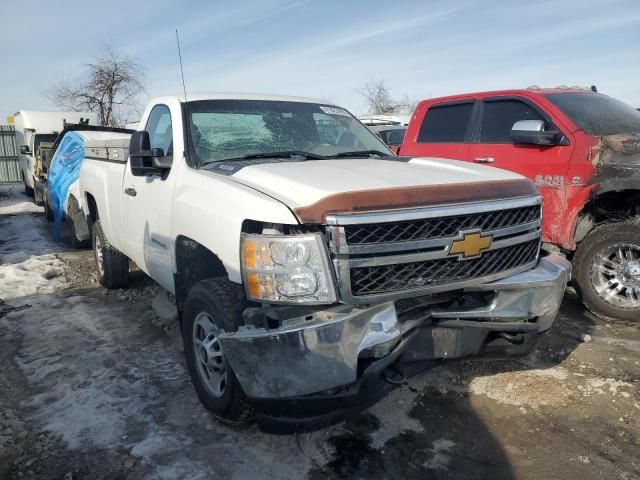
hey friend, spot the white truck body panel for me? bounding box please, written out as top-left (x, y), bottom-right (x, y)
top-left (64, 131), bottom-right (130, 216)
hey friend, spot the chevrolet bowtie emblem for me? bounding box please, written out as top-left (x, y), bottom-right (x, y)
top-left (449, 231), bottom-right (493, 259)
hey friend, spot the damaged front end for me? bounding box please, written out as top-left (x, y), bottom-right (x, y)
top-left (590, 132), bottom-right (640, 195)
top-left (219, 253), bottom-right (569, 433)
top-left (222, 194), bottom-right (571, 433)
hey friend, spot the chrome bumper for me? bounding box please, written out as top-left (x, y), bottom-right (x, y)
top-left (219, 253), bottom-right (570, 399)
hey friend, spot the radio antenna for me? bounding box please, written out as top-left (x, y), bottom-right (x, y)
top-left (175, 29), bottom-right (188, 103)
top-left (176, 29), bottom-right (195, 166)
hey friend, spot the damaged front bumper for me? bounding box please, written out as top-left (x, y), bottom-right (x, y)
top-left (219, 253), bottom-right (570, 433)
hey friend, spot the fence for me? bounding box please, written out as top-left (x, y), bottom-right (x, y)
top-left (0, 125), bottom-right (21, 183)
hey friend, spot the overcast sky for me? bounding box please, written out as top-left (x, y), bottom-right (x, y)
top-left (1, 0), bottom-right (639, 122)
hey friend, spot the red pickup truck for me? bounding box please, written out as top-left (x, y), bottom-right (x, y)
top-left (400, 88), bottom-right (640, 320)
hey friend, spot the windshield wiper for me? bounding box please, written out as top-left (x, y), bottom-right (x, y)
top-left (333, 150), bottom-right (391, 158)
top-left (231, 150), bottom-right (327, 161)
top-left (198, 150), bottom-right (326, 168)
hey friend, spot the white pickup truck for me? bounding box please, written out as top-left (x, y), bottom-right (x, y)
top-left (79, 93), bottom-right (570, 433)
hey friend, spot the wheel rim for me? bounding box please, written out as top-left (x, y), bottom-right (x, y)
top-left (192, 312), bottom-right (227, 398)
top-left (94, 233), bottom-right (104, 275)
top-left (589, 243), bottom-right (640, 310)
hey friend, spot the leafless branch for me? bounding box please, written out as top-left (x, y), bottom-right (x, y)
top-left (47, 45), bottom-right (146, 127)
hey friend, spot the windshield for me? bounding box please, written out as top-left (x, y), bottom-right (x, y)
top-left (187, 100), bottom-right (389, 165)
top-left (544, 93), bottom-right (640, 136)
top-left (34, 133), bottom-right (58, 154)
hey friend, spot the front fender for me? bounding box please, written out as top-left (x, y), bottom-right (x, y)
top-left (171, 168), bottom-right (299, 283)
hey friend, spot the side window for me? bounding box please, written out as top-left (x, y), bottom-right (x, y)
top-left (480, 99), bottom-right (545, 143)
top-left (146, 105), bottom-right (173, 154)
top-left (417, 102), bottom-right (473, 143)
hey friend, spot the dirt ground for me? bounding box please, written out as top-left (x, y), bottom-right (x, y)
top-left (1, 186), bottom-right (639, 480)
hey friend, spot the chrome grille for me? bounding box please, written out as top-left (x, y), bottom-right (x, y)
top-left (345, 205), bottom-right (540, 245)
top-left (326, 196), bottom-right (543, 304)
top-left (350, 239), bottom-right (539, 296)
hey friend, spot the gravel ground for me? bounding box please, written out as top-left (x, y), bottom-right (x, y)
top-left (1, 188), bottom-right (639, 480)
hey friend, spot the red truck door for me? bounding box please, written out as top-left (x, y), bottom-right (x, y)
top-left (467, 97), bottom-right (574, 244)
top-left (401, 100), bottom-right (475, 161)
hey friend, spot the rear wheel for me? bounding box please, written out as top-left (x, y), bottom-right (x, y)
top-left (22, 173), bottom-right (34, 197)
top-left (92, 219), bottom-right (129, 288)
top-left (44, 197), bottom-right (54, 221)
top-left (182, 278), bottom-right (253, 424)
top-left (70, 218), bottom-right (90, 249)
top-left (573, 222), bottom-right (640, 321)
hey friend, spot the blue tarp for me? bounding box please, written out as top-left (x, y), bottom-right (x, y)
top-left (47, 131), bottom-right (84, 238)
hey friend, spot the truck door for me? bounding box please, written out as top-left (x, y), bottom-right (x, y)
top-left (122, 104), bottom-right (177, 292)
top-left (467, 97), bottom-right (574, 244)
top-left (400, 100), bottom-right (474, 161)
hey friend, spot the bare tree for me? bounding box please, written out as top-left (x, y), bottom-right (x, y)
top-left (396, 93), bottom-right (419, 114)
top-left (360, 79), bottom-right (396, 115)
top-left (360, 80), bottom-right (419, 115)
top-left (48, 46), bottom-right (146, 127)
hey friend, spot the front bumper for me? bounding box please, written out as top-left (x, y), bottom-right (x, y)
top-left (219, 253), bottom-right (570, 432)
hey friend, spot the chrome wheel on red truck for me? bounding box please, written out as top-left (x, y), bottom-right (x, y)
top-left (574, 222), bottom-right (640, 321)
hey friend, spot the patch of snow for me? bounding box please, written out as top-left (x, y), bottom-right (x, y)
top-left (422, 438), bottom-right (455, 471)
top-left (0, 253), bottom-right (68, 299)
top-left (0, 189), bottom-right (43, 215)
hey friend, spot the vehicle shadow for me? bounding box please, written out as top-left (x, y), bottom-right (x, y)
top-left (307, 293), bottom-right (595, 479)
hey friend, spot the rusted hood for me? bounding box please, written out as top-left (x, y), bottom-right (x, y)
top-left (228, 157), bottom-right (537, 224)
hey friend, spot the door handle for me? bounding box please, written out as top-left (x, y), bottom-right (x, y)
top-left (474, 157), bottom-right (495, 163)
top-left (124, 187), bottom-right (137, 197)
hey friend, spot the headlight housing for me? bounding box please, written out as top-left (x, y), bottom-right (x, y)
top-left (241, 233), bottom-right (337, 304)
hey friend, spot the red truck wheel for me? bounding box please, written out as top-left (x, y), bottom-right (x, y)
top-left (573, 222), bottom-right (640, 321)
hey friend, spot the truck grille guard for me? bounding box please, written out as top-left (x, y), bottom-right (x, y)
top-left (326, 196), bottom-right (542, 304)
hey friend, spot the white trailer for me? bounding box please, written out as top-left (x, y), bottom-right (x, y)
top-left (13, 110), bottom-right (98, 199)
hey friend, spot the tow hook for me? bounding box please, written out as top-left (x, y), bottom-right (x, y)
top-left (382, 365), bottom-right (407, 385)
top-left (498, 332), bottom-right (525, 345)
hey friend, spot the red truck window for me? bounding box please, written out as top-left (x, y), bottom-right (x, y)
top-left (418, 102), bottom-right (473, 143)
top-left (480, 100), bottom-right (545, 143)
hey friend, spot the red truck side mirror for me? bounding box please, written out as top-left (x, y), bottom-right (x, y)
top-left (510, 120), bottom-right (563, 146)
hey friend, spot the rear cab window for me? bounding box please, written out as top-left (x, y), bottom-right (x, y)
top-left (417, 102), bottom-right (474, 143)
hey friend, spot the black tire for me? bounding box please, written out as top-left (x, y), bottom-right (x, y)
top-left (573, 221), bottom-right (640, 321)
top-left (182, 278), bottom-right (253, 424)
top-left (23, 177), bottom-right (34, 197)
top-left (44, 197), bottom-right (54, 222)
top-left (92, 219), bottom-right (129, 288)
top-left (70, 219), bottom-right (90, 249)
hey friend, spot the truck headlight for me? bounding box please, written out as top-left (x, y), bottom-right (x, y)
top-left (241, 233), bottom-right (337, 304)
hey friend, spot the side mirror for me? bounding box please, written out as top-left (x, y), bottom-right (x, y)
top-left (20, 145), bottom-right (30, 154)
top-left (510, 120), bottom-right (562, 146)
top-left (129, 131), bottom-right (172, 176)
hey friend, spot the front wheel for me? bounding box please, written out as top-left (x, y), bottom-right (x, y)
top-left (573, 221), bottom-right (640, 321)
top-left (182, 278), bottom-right (253, 424)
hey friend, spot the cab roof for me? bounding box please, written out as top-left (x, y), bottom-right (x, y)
top-left (151, 92), bottom-right (335, 105)
top-left (418, 88), bottom-right (600, 104)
